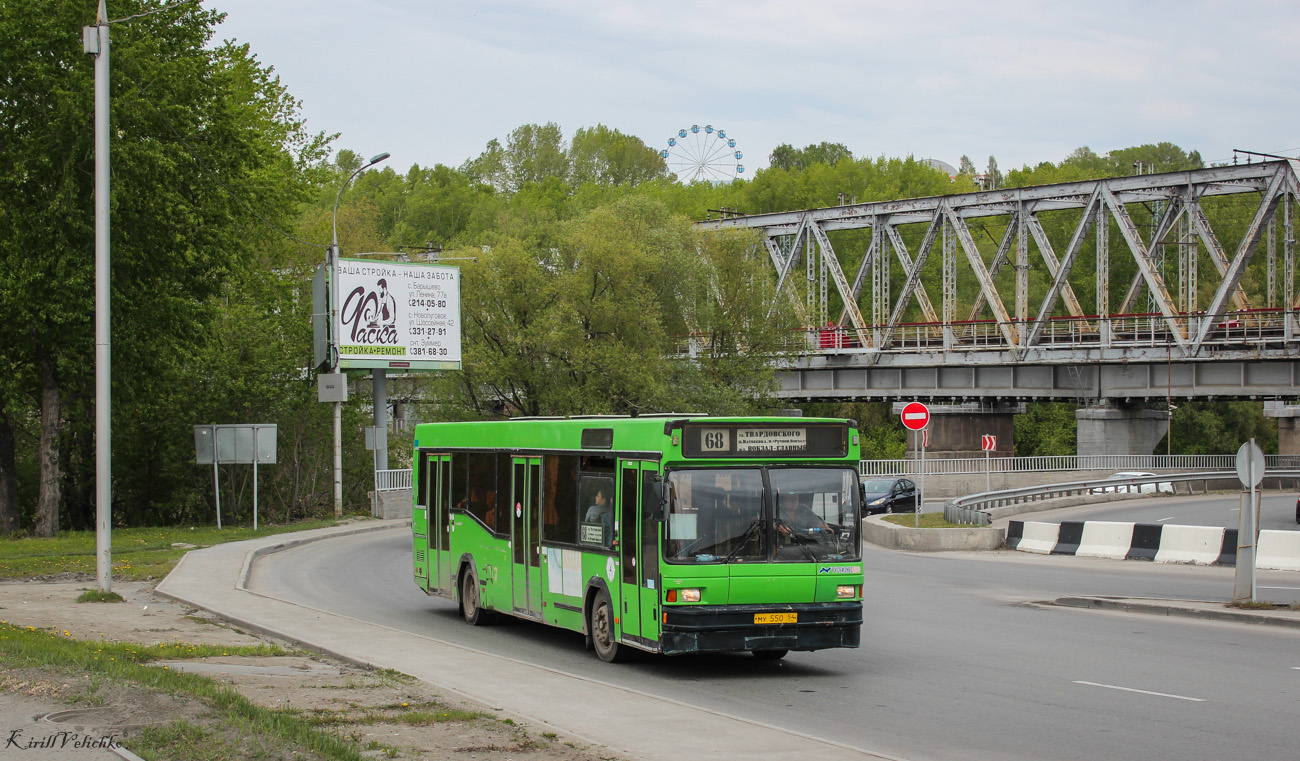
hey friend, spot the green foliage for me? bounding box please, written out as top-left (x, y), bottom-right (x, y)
top-left (570, 125), bottom-right (670, 187)
top-left (1165, 402), bottom-right (1277, 455)
top-left (76, 589), bottom-right (125, 603)
top-left (0, 520), bottom-right (342, 579)
top-left (441, 196), bottom-right (780, 418)
top-left (769, 142), bottom-right (854, 171)
top-left (1014, 404), bottom-right (1078, 456)
top-left (0, 0), bottom-right (329, 532)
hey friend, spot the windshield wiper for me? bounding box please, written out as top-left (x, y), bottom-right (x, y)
top-left (723, 519), bottom-right (764, 563)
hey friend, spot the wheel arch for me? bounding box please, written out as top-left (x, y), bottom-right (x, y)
top-left (582, 577), bottom-right (612, 635)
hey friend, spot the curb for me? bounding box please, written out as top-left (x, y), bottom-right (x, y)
top-left (862, 514), bottom-right (1004, 551)
top-left (1049, 596), bottom-right (1300, 629)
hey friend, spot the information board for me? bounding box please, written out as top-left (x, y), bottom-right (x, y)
top-left (334, 257), bottom-right (461, 371)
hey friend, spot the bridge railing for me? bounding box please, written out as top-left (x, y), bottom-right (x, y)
top-left (375, 468), bottom-right (412, 492)
top-left (776, 307), bottom-right (1292, 357)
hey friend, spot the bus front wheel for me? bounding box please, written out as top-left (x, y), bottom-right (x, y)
top-left (589, 593), bottom-right (629, 663)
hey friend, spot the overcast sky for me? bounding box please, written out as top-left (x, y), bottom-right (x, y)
top-left (209, 0), bottom-right (1300, 176)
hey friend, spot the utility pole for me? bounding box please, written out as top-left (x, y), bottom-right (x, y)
top-left (84, 0), bottom-right (113, 594)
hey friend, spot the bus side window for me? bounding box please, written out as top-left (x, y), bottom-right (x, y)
top-left (543, 455), bottom-right (580, 545)
top-left (450, 453), bottom-right (468, 515)
top-left (466, 452), bottom-right (495, 527)
top-left (495, 454), bottom-right (512, 535)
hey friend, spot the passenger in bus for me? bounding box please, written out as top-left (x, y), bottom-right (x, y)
top-left (585, 487), bottom-right (613, 538)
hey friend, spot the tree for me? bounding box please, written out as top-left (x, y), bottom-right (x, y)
top-left (0, 0), bottom-right (326, 534)
top-left (985, 156), bottom-right (1003, 189)
top-left (769, 142), bottom-right (854, 172)
top-left (444, 196), bottom-right (781, 418)
top-left (569, 125), bottom-right (669, 188)
top-left (462, 123), bottom-right (569, 193)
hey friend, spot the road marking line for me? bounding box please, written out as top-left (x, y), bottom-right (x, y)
top-left (1156, 517), bottom-right (1175, 522)
top-left (1260, 586), bottom-right (1300, 591)
top-left (1073, 681), bottom-right (1205, 702)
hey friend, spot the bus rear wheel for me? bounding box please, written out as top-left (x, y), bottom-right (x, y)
top-left (589, 593), bottom-right (628, 663)
top-left (460, 570), bottom-right (495, 626)
top-left (753, 649), bottom-right (788, 660)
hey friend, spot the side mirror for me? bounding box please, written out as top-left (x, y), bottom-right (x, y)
top-left (651, 474), bottom-right (667, 522)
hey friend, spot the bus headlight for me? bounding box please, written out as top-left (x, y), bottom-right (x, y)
top-left (680, 588), bottom-right (701, 603)
top-left (836, 585), bottom-right (856, 599)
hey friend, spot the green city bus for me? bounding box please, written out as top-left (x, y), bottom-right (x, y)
top-left (411, 415), bottom-right (864, 662)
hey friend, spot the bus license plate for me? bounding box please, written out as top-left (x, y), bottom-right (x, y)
top-left (754, 612), bottom-right (797, 624)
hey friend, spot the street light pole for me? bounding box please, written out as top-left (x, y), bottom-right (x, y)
top-left (328, 152), bottom-right (390, 518)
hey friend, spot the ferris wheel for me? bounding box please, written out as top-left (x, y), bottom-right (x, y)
top-left (660, 124), bottom-right (745, 183)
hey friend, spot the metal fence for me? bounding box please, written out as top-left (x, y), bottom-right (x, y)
top-left (943, 469), bottom-right (1300, 526)
top-left (375, 468), bottom-right (412, 492)
top-left (860, 454), bottom-right (1300, 477)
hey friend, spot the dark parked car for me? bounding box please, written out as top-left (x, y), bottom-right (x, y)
top-left (1295, 494), bottom-right (1299, 524)
top-left (861, 477), bottom-right (917, 515)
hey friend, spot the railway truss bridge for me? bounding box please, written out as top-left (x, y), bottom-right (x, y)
top-left (696, 160), bottom-right (1300, 456)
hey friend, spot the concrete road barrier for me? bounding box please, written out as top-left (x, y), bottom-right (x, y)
top-left (1258, 530), bottom-right (1300, 571)
top-left (1153, 524), bottom-right (1230, 565)
top-left (1006, 521), bottom-right (1060, 554)
top-left (1075, 521), bottom-right (1136, 560)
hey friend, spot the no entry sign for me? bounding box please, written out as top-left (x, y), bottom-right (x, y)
top-left (901, 402), bottom-right (930, 431)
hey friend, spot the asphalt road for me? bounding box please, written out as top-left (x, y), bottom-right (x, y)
top-left (250, 527), bottom-right (1300, 761)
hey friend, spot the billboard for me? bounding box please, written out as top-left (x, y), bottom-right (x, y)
top-left (333, 257), bottom-right (462, 371)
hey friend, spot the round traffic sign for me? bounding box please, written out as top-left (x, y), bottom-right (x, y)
top-left (1235, 441), bottom-right (1265, 488)
top-left (901, 401), bottom-right (930, 431)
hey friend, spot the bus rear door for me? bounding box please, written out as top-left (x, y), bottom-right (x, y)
top-left (422, 453), bottom-right (453, 595)
top-left (511, 456), bottom-right (543, 618)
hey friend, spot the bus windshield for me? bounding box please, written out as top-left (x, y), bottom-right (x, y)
top-left (664, 467), bottom-right (860, 564)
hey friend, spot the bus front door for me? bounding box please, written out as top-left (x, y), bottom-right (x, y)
top-left (511, 457), bottom-right (543, 618)
top-left (618, 461), bottom-right (660, 645)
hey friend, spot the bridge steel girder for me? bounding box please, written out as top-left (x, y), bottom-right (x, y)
top-left (696, 161), bottom-right (1300, 380)
top-left (772, 356), bottom-right (1300, 403)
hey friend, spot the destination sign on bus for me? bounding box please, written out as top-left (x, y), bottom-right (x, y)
top-left (681, 423), bottom-right (846, 458)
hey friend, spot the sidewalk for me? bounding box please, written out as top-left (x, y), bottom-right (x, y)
top-left (156, 520), bottom-right (901, 761)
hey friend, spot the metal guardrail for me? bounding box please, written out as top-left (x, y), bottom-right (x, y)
top-left (943, 469), bottom-right (1300, 526)
top-left (861, 454), bottom-right (1300, 477)
top-left (375, 468), bottom-right (412, 492)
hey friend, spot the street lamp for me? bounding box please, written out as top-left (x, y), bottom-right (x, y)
top-left (328, 151), bottom-right (390, 518)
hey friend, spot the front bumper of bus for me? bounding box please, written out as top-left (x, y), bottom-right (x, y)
top-left (659, 601), bottom-right (862, 655)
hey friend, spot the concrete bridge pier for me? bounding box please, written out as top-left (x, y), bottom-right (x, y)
top-left (1264, 402), bottom-right (1300, 456)
top-left (1076, 402), bottom-right (1169, 456)
top-left (892, 402), bottom-right (1022, 459)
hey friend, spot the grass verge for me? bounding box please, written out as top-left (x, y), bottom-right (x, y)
top-left (76, 589), bottom-right (125, 603)
top-left (0, 519), bottom-right (352, 580)
top-left (0, 622), bottom-right (365, 761)
top-left (881, 513), bottom-right (968, 529)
